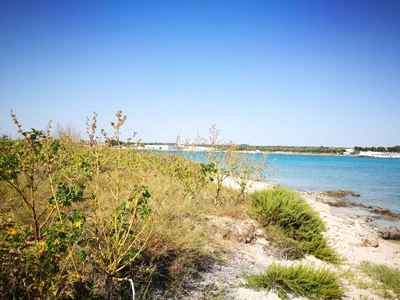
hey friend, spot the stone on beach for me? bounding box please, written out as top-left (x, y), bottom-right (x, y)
top-left (379, 225), bottom-right (400, 240)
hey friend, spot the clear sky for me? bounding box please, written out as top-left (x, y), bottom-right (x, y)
top-left (1, 0), bottom-right (399, 147)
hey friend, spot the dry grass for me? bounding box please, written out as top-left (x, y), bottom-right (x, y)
top-left (0, 113), bottom-right (267, 298)
top-left (0, 142), bottom-right (253, 298)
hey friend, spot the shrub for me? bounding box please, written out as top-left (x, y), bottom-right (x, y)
top-left (0, 111), bottom-right (153, 299)
top-left (249, 187), bottom-right (339, 262)
top-left (0, 112), bottom-right (258, 298)
top-left (243, 263), bottom-right (344, 300)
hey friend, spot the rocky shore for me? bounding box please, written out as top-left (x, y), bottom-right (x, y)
top-left (306, 190), bottom-right (400, 240)
top-left (159, 184), bottom-right (400, 299)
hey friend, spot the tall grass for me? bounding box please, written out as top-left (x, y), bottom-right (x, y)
top-left (243, 263), bottom-right (344, 300)
top-left (0, 112), bottom-right (258, 298)
top-left (249, 187), bottom-right (340, 262)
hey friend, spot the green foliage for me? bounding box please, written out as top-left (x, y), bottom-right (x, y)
top-left (250, 187), bottom-right (339, 262)
top-left (0, 114), bottom-right (273, 298)
top-left (243, 263), bottom-right (344, 300)
top-left (359, 261), bottom-right (400, 298)
top-left (49, 183), bottom-right (85, 207)
top-left (0, 110), bottom-right (153, 299)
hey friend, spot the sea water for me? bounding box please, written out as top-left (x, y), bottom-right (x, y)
top-left (267, 154), bottom-right (400, 214)
top-left (165, 151), bottom-right (400, 214)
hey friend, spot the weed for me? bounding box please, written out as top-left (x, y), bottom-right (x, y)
top-left (0, 114), bottom-right (270, 298)
top-left (0, 111), bottom-right (152, 299)
top-left (359, 261), bottom-right (400, 298)
top-left (243, 263), bottom-right (344, 300)
top-left (249, 187), bottom-right (340, 262)
top-left (179, 124), bottom-right (270, 204)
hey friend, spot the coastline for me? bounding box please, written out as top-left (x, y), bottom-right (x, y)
top-left (162, 148), bottom-right (400, 159)
top-left (223, 179), bottom-right (400, 299)
top-left (156, 177), bottom-right (400, 299)
top-left (222, 176), bottom-right (400, 231)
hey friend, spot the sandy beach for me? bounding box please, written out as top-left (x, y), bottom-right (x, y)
top-left (184, 179), bottom-right (400, 299)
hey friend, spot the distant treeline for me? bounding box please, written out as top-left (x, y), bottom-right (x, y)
top-left (354, 146), bottom-right (400, 153)
top-left (109, 141), bottom-right (400, 155)
top-left (139, 143), bottom-right (346, 154)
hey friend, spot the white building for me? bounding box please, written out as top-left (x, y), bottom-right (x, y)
top-left (177, 144), bottom-right (212, 151)
top-left (144, 144), bottom-right (170, 151)
top-left (182, 145), bottom-right (212, 152)
top-left (343, 148), bottom-right (354, 156)
top-left (358, 151), bottom-right (400, 158)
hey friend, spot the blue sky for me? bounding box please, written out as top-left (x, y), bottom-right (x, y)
top-left (1, 0), bottom-right (399, 147)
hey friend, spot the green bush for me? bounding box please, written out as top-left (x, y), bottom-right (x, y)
top-left (0, 111), bottom-right (153, 299)
top-left (243, 263), bottom-right (344, 300)
top-left (249, 187), bottom-right (339, 262)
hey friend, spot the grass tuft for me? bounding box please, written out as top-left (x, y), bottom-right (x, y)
top-left (243, 263), bottom-right (344, 300)
top-left (359, 261), bottom-right (400, 298)
top-left (249, 187), bottom-right (340, 262)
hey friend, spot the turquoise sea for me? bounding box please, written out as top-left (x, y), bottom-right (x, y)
top-left (267, 154), bottom-right (400, 214)
top-left (166, 151), bottom-right (400, 214)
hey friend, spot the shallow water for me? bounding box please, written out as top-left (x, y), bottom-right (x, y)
top-left (330, 206), bottom-right (400, 228)
top-left (267, 154), bottom-right (400, 214)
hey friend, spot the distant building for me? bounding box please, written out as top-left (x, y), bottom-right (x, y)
top-left (358, 151), bottom-right (400, 158)
top-left (343, 148), bottom-right (354, 156)
top-left (176, 144), bottom-right (212, 151)
top-left (182, 145), bottom-right (211, 152)
top-left (144, 144), bottom-right (170, 151)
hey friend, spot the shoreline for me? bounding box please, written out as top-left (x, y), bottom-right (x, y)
top-left (301, 190), bottom-right (400, 238)
top-left (223, 177), bottom-right (400, 228)
top-left (308, 190), bottom-right (400, 220)
top-left (222, 176), bottom-right (400, 237)
top-left (263, 175), bottom-right (400, 216)
top-left (182, 177), bottom-right (400, 299)
top-left (155, 148), bottom-right (400, 158)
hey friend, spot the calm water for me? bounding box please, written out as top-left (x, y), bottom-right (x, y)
top-left (267, 154), bottom-right (400, 214)
top-left (165, 151), bottom-right (400, 214)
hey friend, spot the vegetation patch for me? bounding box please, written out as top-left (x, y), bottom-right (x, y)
top-left (359, 261), bottom-right (400, 298)
top-left (0, 112), bottom-right (269, 298)
top-left (250, 187), bottom-right (340, 262)
top-left (243, 263), bottom-right (344, 300)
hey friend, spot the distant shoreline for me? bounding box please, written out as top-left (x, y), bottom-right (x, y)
top-left (146, 149), bottom-right (344, 156)
top-left (238, 150), bottom-right (344, 156)
top-left (146, 148), bottom-right (400, 158)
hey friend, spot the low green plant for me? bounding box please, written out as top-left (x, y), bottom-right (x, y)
top-left (359, 261), bottom-right (400, 298)
top-left (243, 263), bottom-right (344, 300)
top-left (249, 187), bottom-right (339, 262)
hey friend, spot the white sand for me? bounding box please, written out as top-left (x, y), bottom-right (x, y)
top-left (222, 176), bottom-right (277, 193)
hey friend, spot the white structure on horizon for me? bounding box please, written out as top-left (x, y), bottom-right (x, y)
top-left (343, 148), bottom-right (355, 156)
top-left (144, 144), bottom-right (170, 151)
top-left (178, 144), bottom-right (211, 152)
top-left (358, 151), bottom-right (400, 158)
